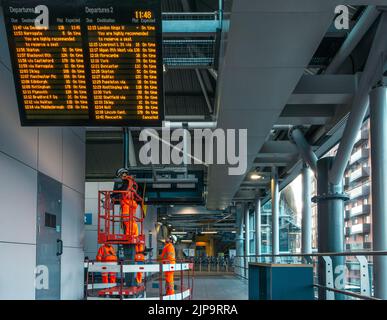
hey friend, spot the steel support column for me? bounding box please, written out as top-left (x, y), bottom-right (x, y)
top-left (370, 84), bottom-right (387, 299)
top-left (313, 157), bottom-right (348, 300)
top-left (271, 167), bottom-right (279, 261)
top-left (255, 197), bottom-right (261, 259)
top-left (235, 204), bottom-right (244, 277)
top-left (289, 127), bottom-right (318, 172)
top-left (244, 203), bottom-right (250, 272)
top-left (302, 164), bottom-right (313, 255)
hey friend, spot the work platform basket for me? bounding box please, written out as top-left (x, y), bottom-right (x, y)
top-left (98, 185), bottom-right (145, 245)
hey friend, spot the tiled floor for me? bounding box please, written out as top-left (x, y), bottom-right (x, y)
top-left (191, 275), bottom-right (248, 300)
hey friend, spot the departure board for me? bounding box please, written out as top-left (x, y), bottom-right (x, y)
top-left (2, 0), bottom-right (164, 127)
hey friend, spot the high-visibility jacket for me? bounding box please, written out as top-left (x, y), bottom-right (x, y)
top-left (121, 198), bottom-right (139, 236)
top-left (96, 245), bottom-right (117, 262)
top-left (160, 243), bottom-right (175, 295)
top-left (121, 198), bottom-right (138, 215)
top-left (160, 243), bottom-right (176, 264)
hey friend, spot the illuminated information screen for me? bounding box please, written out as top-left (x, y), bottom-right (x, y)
top-left (3, 0), bottom-right (164, 126)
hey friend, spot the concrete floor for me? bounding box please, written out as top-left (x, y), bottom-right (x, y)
top-left (191, 275), bottom-right (248, 300)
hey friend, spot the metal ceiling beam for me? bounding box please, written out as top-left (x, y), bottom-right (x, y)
top-left (252, 161), bottom-right (289, 167)
top-left (195, 68), bottom-right (213, 114)
top-left (281, 104), bottom-right (336, 117)
top-left (259, 141), bottom-right (299, 154)
top-left (205, 1), bottom-right (336, 210)
top-left (276, 116), bottom-right (331, 126)
top-left (288, 74), bottom-right (357, 105)
top-left (288, 93), bottom-right (352, 105)
top-left (294, 74), bottom-right (357, 94)
top-left (254, 155), bottom-right (294, 163)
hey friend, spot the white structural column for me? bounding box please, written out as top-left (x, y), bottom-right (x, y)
top-left (244, 203), bottom-right (250, 256)
top-left (370, 84), bottom-right (387, 299)
top-left (244, 203), bottom-right (250, 276)
top-left (235, 204), bottom-right (244, 277)
top-left (301, 164), bottom-right (312, 254)
top-left (271, 167), bottom-right (279, 259)
top-left (255, 197), bottom-right (261, 258)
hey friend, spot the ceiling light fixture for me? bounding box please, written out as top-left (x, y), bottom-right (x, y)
top-left (250, 173), bottom-right (262, 180)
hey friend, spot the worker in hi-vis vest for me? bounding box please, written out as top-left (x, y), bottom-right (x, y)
top-left (96, 243), bottom-right (117, 283)
top-left (113, 168), bottom-right (145, 285)
top-left (160, 235), bottom-right (177, 295)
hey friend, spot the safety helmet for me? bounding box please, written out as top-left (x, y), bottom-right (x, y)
top-left (116, 167), bottom-right (129, 177)
top-left (169, 235), bottom-right (178, 243)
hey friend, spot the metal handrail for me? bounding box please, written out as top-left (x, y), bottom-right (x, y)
top-left (234, 250), bottom-right (387, 258)
top-left (313, 284), bottom-right (381, 301)
top-left (232, 251), bottom-right (387, 300)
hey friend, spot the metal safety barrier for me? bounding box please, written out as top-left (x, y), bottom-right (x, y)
top-left (192, 256), bottom-right (234, 274)
top-left (233, 251), bottom-right (387, 300)
top-left (84, 259), bottom-right (194, 300)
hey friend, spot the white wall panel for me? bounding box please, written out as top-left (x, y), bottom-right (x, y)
top-left (60, 247), bottom-right (84, 300)
top-left (0, 242), bottom-right (36, 299)
top-left (98, 182), bottom-right (114, 191)
top-left (0, 153), bottom-right (37, 244)
top-left (84, 229), bottom-right (98, 259)
top-left (38, 128), bottom-right (63, 183)
top-left (62, 186), bottom-right (84, 248)
top-left (0, 9), bottom-right (12, 69)
top-left (62, 129), bottom-right (85, 195)
top-left (0, 66), bottom-right (38, 169)
top-left (85, 198), bottom-right (98, 225)
top-left (85, 182), bottom-right (98, 199)
top-left (143, 206), bottom-right (158, 259)
top-left (69, 128), bottom-right (86, 143)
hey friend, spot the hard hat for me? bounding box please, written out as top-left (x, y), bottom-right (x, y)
top-left (116, 167), bottom-right (129, 177)
top-left (169, 235), bottom-right (177, 243)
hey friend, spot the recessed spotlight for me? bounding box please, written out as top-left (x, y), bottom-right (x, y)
top-left (250, 173), bottom-right (262, 180)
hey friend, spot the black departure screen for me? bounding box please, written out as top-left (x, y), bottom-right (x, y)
top-left (2, 0), bottom-right (164, 127)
